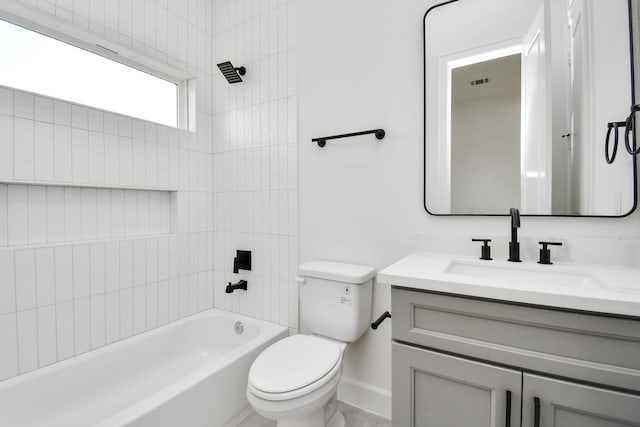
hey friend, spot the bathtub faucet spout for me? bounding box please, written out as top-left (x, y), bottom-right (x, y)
top-left (226, 280), bottom-right (248, 294)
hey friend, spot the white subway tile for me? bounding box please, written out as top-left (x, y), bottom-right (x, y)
top-left (90, 294), bottom-right (106, 349)
top-left (73, 297), bottom-right (91, 354)
top-left (71, 105), bottom-right (88, 129)
top-left (27, 186), bottom-right (47, 244)
top-left (132, 140), bottom-right (146, 187)
top-left (145, 143), bottom-right (158, 188)
top-left (88, 109), bottom-right (104, 133)
top-left (0, 87), bottom-right (13, 116)
top-left (119, 288), bottom-right (133, 338)
top-left (55, 246), bottom-right (73, 303)
top-left (119, 240), bottom-right (133, 289)
top-left (37, 305), bottom-right (57, 367)
top-left (56, 301), bottom-right (74, 360)
top-left (0, 185), bottom-right (7, 246)
top-left (64, 188), bottom-right (82, 241)
top-left (53, 125), bottom-right (72, 182)
top-left (14, 92), bottom-right (34, 120)
top-left (88, 131), bottom-right (105, 184)
top-left (132, 285), bottom-right (146, 334)
top-left (137, 191), bottom-right (149, 236)
top-left (105, 291), bottom-right (119, 344)
top-left (105, 241), bottom-right (120, 293)
top-left (17, 309), bottom-right (38, 373)
top-left (96, 189), bottom-right (111, 239)
top-left (0, 115), bottom-right (13, 179)
top-left (35, 248), bottom-right (55, 307)
top-left (104, 134), bottom-right (119, 185)
top-left (15, 249), bottom-right (36, 311)
top-left (168, 277), bottom-right (179, 321)
top-left (103, 112), bottom-right (118, 135)
top-left (81, 188), bottom-right (97, 240)
top-left (146, 238), bottom-right (158, 283)
top-left (157, 280), bottom-right (169, 327)
top-left (14, 118), bottom-right (35, 180)
top-left (34, 96), bottom-right (54, 123)
top-left (53, 101), bottom-right (71, 127)
top-left (148, 191), bottom-right (161, 234)
top-left (157, 144), bottom-right (169, 188)
top-left (111, 189), bottom-right (125, 237)
top-left (71, 129), bottom-right (89, 183)
top-left (46, 186), bottom-right (65, 242)
top-left (124, 190), bottom-right (137, 236)
top-left (0, 251), bottom-right (15, 314)
top-left (0, 313), bottom-right (18, 380)
top-left (90, 243), bottom-right (105, 296)
top-left (145, 282), bottom-right (158, 329)
top-left (34, 122), bottom-right (54, 181)
top-left (133, 238), bottom-right (146, 286)
top-left (119, 137), bottom-right (133, 186)
top-left (72, 245), bottom-right (91, 299)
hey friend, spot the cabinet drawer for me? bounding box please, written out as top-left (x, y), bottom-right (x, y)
top-left (392, 287), bottom-right (640, 392)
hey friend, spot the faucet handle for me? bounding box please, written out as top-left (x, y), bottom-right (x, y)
top-left (472, 238), bottom-right (493, 260)
top-left (538, 241), bottom-right (562, 265)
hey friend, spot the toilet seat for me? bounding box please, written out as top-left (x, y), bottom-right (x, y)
top-left (248, 335), bottom-right (343, 401)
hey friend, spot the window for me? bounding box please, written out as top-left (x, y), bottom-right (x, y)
top-left (0, 19), bottom-right (178, 127)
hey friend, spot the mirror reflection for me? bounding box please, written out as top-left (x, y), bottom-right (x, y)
top-left (424, 0), bottom-right (637, 216)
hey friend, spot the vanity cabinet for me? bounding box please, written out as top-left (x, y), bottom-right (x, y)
top-left (393, 343), bottom-right (521, 426)
top-left (391, 287), bottom-right (640, 426)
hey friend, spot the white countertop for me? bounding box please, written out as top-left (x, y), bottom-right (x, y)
top-left (378, 252), bottom-right (640, 317)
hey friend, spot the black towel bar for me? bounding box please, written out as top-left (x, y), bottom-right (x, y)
top-left (312, 129), bottom-right (385, 147)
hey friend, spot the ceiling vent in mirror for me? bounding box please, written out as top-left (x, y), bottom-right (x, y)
top-left (470, 78), bottom-right (489, 86)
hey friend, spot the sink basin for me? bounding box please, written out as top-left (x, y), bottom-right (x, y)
top-left (443, 261), bottom-right (607, 291)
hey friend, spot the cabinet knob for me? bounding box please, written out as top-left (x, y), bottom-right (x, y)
top-left (534, 397), bottom-right (541, 427)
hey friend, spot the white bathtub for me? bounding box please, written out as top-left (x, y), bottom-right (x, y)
top-left (0, 309), bottom-right (287, 427)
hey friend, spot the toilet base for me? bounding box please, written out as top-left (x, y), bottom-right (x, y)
top-left (276, 394), bottom-right (344, 427)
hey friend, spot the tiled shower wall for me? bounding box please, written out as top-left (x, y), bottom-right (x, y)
top-left (0, 0), bottom-right (214, 381)
top-left (211, 0), bottom-right (298, 331)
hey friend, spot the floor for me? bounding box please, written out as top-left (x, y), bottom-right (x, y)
top-left (237, 401), bottom-right (391, 427)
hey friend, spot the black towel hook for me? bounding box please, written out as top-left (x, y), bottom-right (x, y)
top-left (605, 121), bottom-right (625, 164)
top-left (624, 104), bottom-right (640, 155)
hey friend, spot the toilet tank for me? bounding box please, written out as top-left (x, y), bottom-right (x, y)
top-left (298, 261), bottom-right (375, 343)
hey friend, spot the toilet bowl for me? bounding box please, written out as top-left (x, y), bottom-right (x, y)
top-left (247, 334), bottom-right (347, 427)
top-left (246, 261), bottom-right (376, 427)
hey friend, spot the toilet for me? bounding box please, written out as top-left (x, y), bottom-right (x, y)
top-left (246, 261), bottom-right (376, 427)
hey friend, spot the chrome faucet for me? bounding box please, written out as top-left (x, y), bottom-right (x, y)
top-left (508, 208), bottom-right (521, 262)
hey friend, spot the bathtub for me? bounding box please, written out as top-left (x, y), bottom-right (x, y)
top-left (0, 309), bottom-right (287, 427)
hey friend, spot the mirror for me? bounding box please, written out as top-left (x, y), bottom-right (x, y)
top-left (424, 0), bottom-right (638, 216)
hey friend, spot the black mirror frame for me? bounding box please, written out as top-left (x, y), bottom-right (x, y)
top-left (423, 0), bottom-right (638, 218)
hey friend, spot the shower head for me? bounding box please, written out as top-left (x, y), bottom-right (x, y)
top-left (217, 61), bottom-right (246, 84)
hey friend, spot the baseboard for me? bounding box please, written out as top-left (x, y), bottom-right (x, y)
top-left (337, 376), bottom-right (391, 420)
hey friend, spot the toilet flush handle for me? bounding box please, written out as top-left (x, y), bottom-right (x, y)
top-left (371, 311), bottom-right (391, 330)
top-left (294, 277), bottom-right (306, 285)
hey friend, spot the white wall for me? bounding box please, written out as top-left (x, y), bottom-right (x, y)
top-left (0, 0), bottom-right (214, 381)
top-left (298, 0), bottom-right (640, 418)
top-left (211, 0), bottom-right (298, 332)
top-left (451, 93), bottom-right (521, 213)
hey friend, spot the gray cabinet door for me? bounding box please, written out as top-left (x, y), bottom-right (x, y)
top-left (522, 373), bottom-right (640, 427)
top-left (393, 343), bottom-right (522, 427)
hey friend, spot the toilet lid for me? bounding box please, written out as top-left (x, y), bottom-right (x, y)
top-left (249, 335), bottom-right (341, 394)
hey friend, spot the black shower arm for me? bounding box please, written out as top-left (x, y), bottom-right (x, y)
top-left (312, 129), bottom-right (385, 147)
